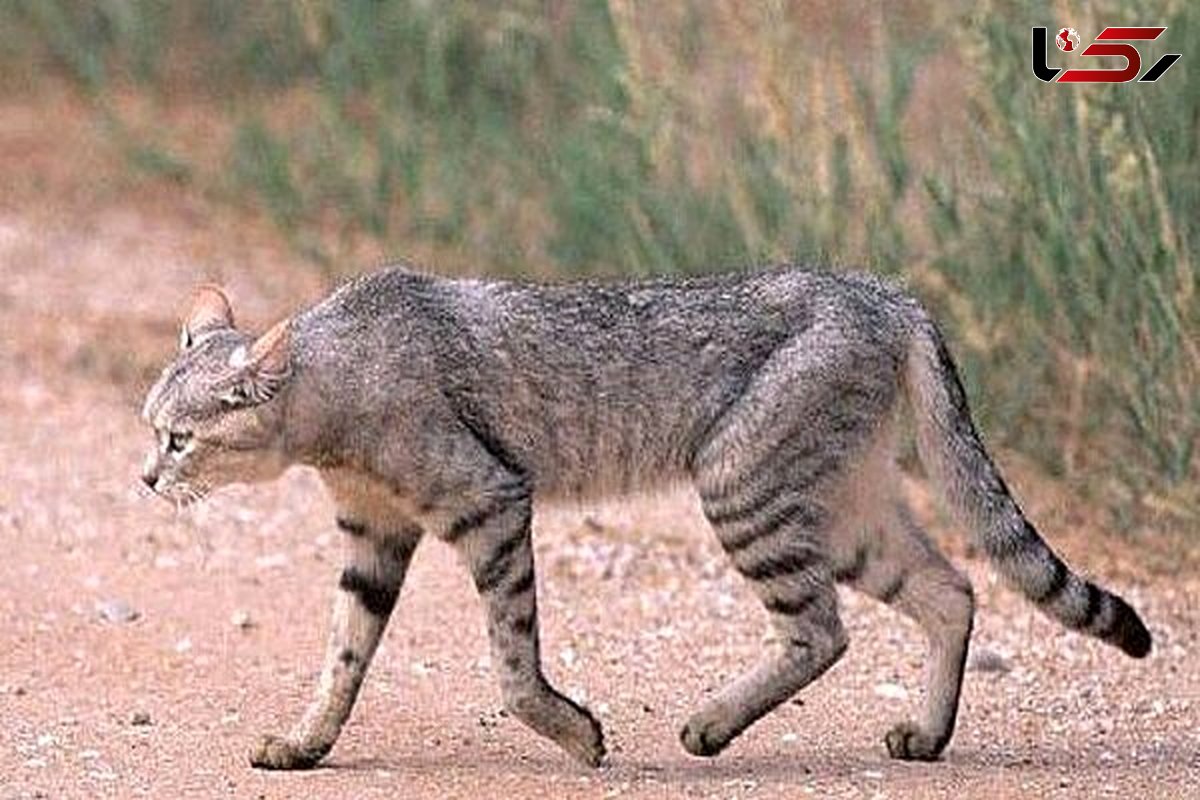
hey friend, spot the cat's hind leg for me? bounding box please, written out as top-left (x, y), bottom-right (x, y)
top-left (682, 324), bottom-right (901, 757)
top-left (687, 460), bottom-right (847, 757)
top-left (834, 497), bottom-right (974, 760)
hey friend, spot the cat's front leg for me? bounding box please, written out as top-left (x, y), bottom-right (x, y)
top-left (250, 513), bottom-right (420, 770)
top-left (445, 471), bottom-right (606, 767)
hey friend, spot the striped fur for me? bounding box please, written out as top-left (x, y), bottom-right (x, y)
top-left (906, 319), bottom-right (1151, 659)
top-left (140, 264), bottom-right (1151, 771)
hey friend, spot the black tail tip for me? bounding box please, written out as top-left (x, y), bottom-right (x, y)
top-left (1109, 596), bottom-right (1152, 659)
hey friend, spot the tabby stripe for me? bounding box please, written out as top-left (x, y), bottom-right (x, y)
top-left (739, 546), bottom-right (819, 582)
top-left (833, 546), bottom-right (869, 583)
top-left (764, 592), bottom-right (816, 616)
top-left (717, 500), bottom-right (797, 552)
top-left (446, 503), bottom-right (501, 543)
top-left (718, 500), bottom-right (825, 554)
top-left (506, 566), bottom-right (535, 598)
top-left (1079, 582), bottom-right (1103, 630)
top-left (705, 446), bottom-right (836, 512)
top-left (339, 568), bottom-right (400, 617)
top-left (511, 612), bottom-right (535, 635)
top-left (445, 482), bottom-right (531, 543)
top-left (878, 572), bottom-right (907, 604)
top-left (704, 487), bottom-right (779, 528)
top-left (474, 535), bottom-right (525, 594)
top-left (336, 517), bottom-right (368, 537)
top-left (1029, 557), bottom-right (1070, 605)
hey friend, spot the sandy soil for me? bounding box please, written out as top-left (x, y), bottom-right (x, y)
top-left (1, 93), bottom-right (1198, 799)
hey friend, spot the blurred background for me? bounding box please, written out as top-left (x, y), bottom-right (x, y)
top-left (0, 0), bottom-right (1195, 539)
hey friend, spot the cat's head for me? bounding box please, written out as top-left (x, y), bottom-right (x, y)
top-left (140, 285), bottom-right (292, 503)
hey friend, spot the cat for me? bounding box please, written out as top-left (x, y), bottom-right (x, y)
top-left (140, 265), bottom-right (1151, 770)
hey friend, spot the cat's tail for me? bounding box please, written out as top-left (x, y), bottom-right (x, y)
top-left (903, 314), bottom-right (1151, 658)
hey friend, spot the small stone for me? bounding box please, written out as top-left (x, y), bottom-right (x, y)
top-left (968, 647), bottom-right (1012, 674)
top-left (153, 554), bottom-right (179, 569)
top-left (254, 553), bottom-right (289, 570)
top-left (873, 682), bottom-right (908, 701)
top-left (174, 637), bottom-right (192, 653)
top-left (230, 610), bottom-right (254, 629)
top-left (559, 646), bottom-right (578, 668)
top-left (130, 711), bottom-right (152, 726)
top-left (781, 732), bottom-right (798, 744)
top-left (96, 599), bottom-right (139, 624)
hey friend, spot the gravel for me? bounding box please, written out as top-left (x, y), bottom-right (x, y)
top-left (0, 122), bottom-right (1197, 798)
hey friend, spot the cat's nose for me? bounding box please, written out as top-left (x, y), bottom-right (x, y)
top-left (141, 470), bottom-right (159, 491)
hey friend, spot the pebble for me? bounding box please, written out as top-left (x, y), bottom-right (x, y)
top-left (255, 553), bottom-right (289, 570)
top-left (559, 646), bottom-right (578, 668)
top-left (130, 711), bottom-right (152, 726)
top-left (230, 610), bottom-right (254, 629)
top-left (873, 682), bottom-right (909, 701)
top-left (96, 599), bottom-right (139, 624)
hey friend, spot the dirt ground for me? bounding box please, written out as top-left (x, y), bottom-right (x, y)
top-left (1, 93), bottom-right (1198, 799)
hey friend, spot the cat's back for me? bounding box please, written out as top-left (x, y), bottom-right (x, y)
top-left (303, 263), bottom-right (912, 340)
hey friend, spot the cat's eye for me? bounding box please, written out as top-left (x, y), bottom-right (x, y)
top-left (166, 431), bottom-right (192, 453)
top-left (220, 384), bottom-right (250, 407)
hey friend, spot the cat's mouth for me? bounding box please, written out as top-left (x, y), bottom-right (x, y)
top-left (142, 477), bottom-right (210, 509)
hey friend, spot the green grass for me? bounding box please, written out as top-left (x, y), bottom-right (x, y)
top-left (2, 0), bottom-right (1195, 532)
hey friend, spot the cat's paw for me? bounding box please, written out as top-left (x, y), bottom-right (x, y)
top-left (884, 721), bottom-right (945, 761)
top-left (249, 733), bottom-right (328, 770)
top-left (679, 712), bottom-right (733, 758)
top-left (562, 711), bottom-right (607, 768)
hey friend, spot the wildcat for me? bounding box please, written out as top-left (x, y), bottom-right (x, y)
top-left (140, 265), bottom-right (1150, 770)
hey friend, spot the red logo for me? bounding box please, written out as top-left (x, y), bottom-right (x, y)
top-left (1056, 27), bottom-right (1080, 52)
top-left (1032, 26), bottom-right (1181, 83)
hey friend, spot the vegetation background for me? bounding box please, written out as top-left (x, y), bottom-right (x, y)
top-left (1, 0), bottom-right (1195, 538)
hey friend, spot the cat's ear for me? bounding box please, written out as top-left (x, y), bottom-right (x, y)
top-left (181, 284), bottom-right (234, 349)
top-left (222, 317), bottom-right (291, 406)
